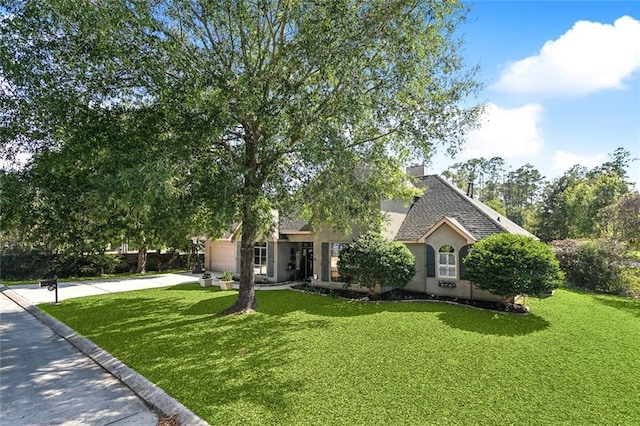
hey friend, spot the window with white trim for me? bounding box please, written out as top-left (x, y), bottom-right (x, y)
top-left (254, 242), bottom-right (267, 276)
top-left (438, 245), bottom-right (456, 278)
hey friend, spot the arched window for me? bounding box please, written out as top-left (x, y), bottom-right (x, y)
top-left (438, 245), bottom-right (456, 278)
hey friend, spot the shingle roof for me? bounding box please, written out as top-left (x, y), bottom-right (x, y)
top-left (279, 215), bottom-right (313, 232)
top-left (395, 175), bottom-right (537, 241)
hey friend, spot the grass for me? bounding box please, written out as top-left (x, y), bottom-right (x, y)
top-left (39, 285), bottom-right (640, 425)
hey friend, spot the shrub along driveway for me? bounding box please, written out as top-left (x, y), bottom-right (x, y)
top-left (40, 285), bottom-right (640, 425)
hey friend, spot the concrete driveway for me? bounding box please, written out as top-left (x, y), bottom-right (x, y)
top-left (7, 272), bottom-right (199, 305)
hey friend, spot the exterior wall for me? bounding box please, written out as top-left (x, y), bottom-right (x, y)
top-left (205, 240), bottom-right (236, 273)
top-left (424, 224), bottom-right (503, 302)
top-left (314, 224), bottom-right (365, 285)
top-left (404, 243), bottom-right (427, 292)
top-left (469, 286), bottom-right (504, 302)
top-left (380, 200), bottom-right (410, 241)
top-left (204, 238), bottom-right (277, 283)
top-left (425, 224), bottom-right (471, 299)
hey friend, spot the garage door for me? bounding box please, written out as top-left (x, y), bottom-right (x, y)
top-left (208, 242), bottom-right (237, 272)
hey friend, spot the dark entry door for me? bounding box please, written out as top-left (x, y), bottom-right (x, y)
top-left (302, 246), bottom-right (314, 279)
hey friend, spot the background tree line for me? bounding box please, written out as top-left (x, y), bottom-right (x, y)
top-left (441, 147), bottom-right (639, 246)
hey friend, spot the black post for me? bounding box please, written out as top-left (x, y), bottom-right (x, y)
top-left (54, 275), bottom-right (58, 304)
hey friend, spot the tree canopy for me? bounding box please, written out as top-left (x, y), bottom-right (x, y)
top-left (1, 1), bottom-right (482, 313)
top-left (535, 151), bottom-right (633, 242)
top-left (441, 148), bottom-right (636, 242)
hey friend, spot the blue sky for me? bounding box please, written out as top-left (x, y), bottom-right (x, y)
top-left (429, 0), bottom-right (640, 189)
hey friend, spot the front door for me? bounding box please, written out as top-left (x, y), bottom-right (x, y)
top-left (301, 244), bottom-right (314, 279)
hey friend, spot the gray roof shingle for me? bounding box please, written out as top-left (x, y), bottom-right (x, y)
top-left (279, 215), bottom-right (313, 232)
top-left (395, 175), bottom-right (536, 241)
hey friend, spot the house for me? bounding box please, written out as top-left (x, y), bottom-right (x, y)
top-left (395, 173), bottom-right (536, 300)
top-left (203, 167), bottom-right (536, 301)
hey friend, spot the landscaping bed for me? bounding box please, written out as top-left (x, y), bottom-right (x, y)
top-left (291, 283), bottom-right (529, 313)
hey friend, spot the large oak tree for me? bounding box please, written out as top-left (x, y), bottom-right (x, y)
top-left (1, 1), bottom-right (482, 314)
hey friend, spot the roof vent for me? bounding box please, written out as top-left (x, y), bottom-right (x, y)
top-left (466, 182), bottom-right (474, 198)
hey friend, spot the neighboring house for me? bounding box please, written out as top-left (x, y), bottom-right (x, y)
top-left (203, 167), bottom-right (536, 301)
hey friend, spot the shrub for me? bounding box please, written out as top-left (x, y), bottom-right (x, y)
top-left (464, 233), bottom-right (563, 302)
top-left (616, 267), bottom-right (640, 297)
top-left (338, 232), bottom-right (416, 290)
top-left (551, 238), bottom-right (636, 295)
top-left (0, 248), bottom-right (126, 280)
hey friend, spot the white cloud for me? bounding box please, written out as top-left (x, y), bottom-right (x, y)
top-left (461, 102), bottom-right (544, 159)
top-left (551, 150), bottom-right (607, 174)
top-left (493, 16), bottom-right (640, 96)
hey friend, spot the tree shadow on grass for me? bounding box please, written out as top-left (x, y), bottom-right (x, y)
top-left (158, 284), bottom-right (554, 338)
top-left (40, 283), bottom-right (555, 423)
top-left (40, 291), bottom-right (315, 423)
top-left (436, 307), bottom-right (550, 336)
top-left (255, 289), bottom-right (551, 337)
top-left (592, 295), bottom-right (640, 319)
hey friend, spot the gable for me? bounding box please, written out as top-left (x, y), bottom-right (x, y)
top-left (422, 220), bottom-right (472, 248)
top-left (418, 216), bottom-right (476, 244)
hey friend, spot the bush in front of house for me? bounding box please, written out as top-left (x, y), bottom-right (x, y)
top-left (551, 238), bottom-right (638, 296)
top-left (337, 232), bottom-right (416, 290)
top-left (464, 233), bottom-right (564, 302)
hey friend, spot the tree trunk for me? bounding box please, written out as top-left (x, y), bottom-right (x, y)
top-left (220, 192), bottom-right (260, 315)
top-left (137, 244), bottom-right (147, 274)
top-left (219, 133), bottom-right (263, 316)
top-left (220, 230), bottom-right (258, 315)
top-left (156, 248), bottom-right (162, 271)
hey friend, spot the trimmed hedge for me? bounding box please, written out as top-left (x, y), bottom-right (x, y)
top-left (0, 249), bottom-right (189, 280)
top-left (464, 233), bottom-right (563, 301)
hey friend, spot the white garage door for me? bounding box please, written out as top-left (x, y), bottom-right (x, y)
top-left (208, 242), bottom-right (237, 273)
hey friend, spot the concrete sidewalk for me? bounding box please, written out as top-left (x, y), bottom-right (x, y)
top-left (1, 273), bottom-right (210, 425)
top-left (0, 289), bottom-right (160, 425)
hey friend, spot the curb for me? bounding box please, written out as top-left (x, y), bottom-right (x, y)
top-left (0, 285), bottom-right (208, 426)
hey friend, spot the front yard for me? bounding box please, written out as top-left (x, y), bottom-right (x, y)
top-left (40, 284), bottom-right (640, 425)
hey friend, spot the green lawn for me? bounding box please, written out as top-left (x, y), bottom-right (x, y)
top-left (40, 285), bottom-right (640, 425)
